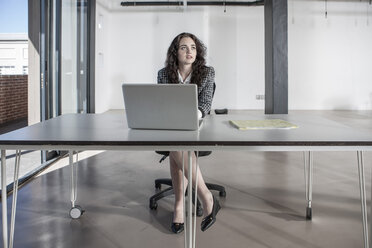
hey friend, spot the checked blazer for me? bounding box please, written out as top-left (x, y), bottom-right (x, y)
top-left (157, 66), bottom-right (215, 118)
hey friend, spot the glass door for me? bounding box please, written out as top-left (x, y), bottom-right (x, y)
top-left (61, 0), bottom-right (88, 114)
top-left (40, 0), bottom-right (94, 162)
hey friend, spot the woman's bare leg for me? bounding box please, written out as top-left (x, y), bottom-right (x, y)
top-left (169, 151), bottom-right (214, 219)
top-left (170, 153), bottom-right (188, 223)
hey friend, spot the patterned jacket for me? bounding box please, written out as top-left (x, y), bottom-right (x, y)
top-left (157, 66), bottom-right (215, 118)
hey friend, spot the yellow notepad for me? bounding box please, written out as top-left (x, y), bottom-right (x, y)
top-left (229, 119), bottom-right (298, 130)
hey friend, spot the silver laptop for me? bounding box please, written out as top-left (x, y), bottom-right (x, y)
top-left (122, 84), bottom-right (202, 130)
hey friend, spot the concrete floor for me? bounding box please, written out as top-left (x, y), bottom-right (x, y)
top-left (1, 110), bottom-right (372, 248)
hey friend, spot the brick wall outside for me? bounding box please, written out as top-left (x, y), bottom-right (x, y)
top-left (0, 75), bottom-right (28, 125)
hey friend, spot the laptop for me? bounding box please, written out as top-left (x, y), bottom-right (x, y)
top-left (122, 84), bottom-right (202, 130)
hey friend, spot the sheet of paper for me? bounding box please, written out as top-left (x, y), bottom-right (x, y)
top-left (229, 119), bottom-right (298, 130)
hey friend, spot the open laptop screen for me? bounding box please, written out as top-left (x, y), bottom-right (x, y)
top-left (122, 84), bottom-right (200, 130)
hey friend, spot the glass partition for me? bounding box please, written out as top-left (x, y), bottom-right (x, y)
top-left (61, 0), bottom-right (79, 114)
top-left (41, 0), bottom-right (94, 162)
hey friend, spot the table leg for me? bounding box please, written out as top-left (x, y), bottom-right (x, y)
top-left (186, 151), bottom-right (193, 248)
top-left (193, 154), bottom-right (199, 248)
top-left (182, 151), bottom-right (197, 248)
top-left (371, 155), bottom-right (372, 245)
top-left (357, 151), bottom-right (369, 248)
top-left (70, 151), bottom-right (76, 208)
top-left (1, 150), bottom-right (8, 248)
top-left (69, 151), bottom-right (83, 219)
top-left (303, 151), bottom-right (313, 220)
top-left (9, 150), bottom-right (21, 248)
top-left (181, 152), bottom-right (187, 248)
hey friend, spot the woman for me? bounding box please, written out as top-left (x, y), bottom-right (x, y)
top-left (157, 33), bottom-right (221, 233)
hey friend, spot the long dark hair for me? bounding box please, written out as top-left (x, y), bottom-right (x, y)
top-left (165, 32), bottom-right (207, 86)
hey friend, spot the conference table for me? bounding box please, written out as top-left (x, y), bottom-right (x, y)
top-left (1, 112), bottom-right (372, 248)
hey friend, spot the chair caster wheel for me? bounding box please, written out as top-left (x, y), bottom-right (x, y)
top-left (306, 207), bottom-right (312, 220)
top-left (219, 191), bottom-right (226, 197)
top-left (150, 201), bottom-right (158, 210)
top-left (70, 205), bottom-right (84, 219)
top-left (155, 183), bottom-right (161, 190)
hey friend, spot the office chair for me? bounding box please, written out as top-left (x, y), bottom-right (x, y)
top-left (149, 83), bottom-right (228, 216)
top-left (149, 150), bottom-right (226, 216)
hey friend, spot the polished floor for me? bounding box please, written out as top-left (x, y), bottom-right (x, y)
top-left (1, 110), bottom-right (372, 248)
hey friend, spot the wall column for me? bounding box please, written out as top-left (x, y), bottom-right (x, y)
top-left (28, 0), bottom-right (41, 125)
top-left (264, 0), bottom-right (288, 114)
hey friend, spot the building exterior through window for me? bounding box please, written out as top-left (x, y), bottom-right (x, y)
top-left (0, 33), bottom-right (28, 75)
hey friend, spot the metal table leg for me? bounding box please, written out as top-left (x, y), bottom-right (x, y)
top-left (9, 150), bottom-right (21, 248)
top-left (183, 151), bottom-right (197, 248)
top-left (186, 151), bottom-right (193, 248)
top-left (1, 150), bottom-right (8, 248)
top-left (193, 153), bottom-right (199, 248)
top-left (357, 151), bottom-right (369, 248)
top-left (304, 151), bottom-right (313, 220)
top-left (69, 151), bottom-right (83, 219)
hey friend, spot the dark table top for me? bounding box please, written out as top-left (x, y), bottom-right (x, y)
top-left (1, 112), bottom-right (372, 150)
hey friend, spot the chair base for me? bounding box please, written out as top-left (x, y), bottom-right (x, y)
top-left (149, 178), bottom-right (226, 217)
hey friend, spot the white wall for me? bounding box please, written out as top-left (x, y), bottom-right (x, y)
top-left (289, 0), bottom-right (372, 110)
top-left (95, 0), bottom-right (372, 113)
top-left (96, 4), bottom-right (111, 113)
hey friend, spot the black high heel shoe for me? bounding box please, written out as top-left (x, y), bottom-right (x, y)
top-left (201, 196), bottom-right (221, 232)
top-left (171, 222), bottom-right (184, 234)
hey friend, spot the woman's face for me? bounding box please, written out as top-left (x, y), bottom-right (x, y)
top-left (177, 37), bottom-right (197, 66)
